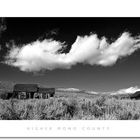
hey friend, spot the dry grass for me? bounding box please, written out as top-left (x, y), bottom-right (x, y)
top-left (0, 95), bottom-right (140, 120)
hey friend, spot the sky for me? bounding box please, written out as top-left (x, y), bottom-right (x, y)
top-left (0, 18), bottom-right (140, 92)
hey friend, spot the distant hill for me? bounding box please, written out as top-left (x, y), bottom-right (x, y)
top-left (57, 88), bottom-right (80, 92)
top-left (56, 88), bottom-right (98, 95)
top-left (110, 86), bottom-right (140, 95)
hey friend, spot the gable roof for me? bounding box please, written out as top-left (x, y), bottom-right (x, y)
top-left (13, 84), bottom-right (38, 92)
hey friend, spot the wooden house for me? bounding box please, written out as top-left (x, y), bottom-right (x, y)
top-left (12, 84), bottom-right (55, 99)
top-left (13, 84), bottom-right (38, 99)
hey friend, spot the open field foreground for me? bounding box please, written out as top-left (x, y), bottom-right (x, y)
top-left (0, 93), bottom-right (140, 120)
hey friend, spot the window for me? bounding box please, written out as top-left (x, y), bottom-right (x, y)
top-left (19, 92), bottom-right (26, 99)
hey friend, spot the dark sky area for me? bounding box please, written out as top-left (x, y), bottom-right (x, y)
top-left (0, 18), bottom-right (140, 91)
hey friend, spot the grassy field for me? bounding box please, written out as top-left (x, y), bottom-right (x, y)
top-left (0, 92), bottom-right (140, 120)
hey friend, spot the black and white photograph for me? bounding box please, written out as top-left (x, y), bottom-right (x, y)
top-left (1, 0), bottom-right (140, 138)
top-left (0, 17), bottom-right (140, 120)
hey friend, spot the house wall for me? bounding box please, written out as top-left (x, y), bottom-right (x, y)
top-left (11, 90), bottom-right (55, 99)
top-left (18, 92), bottom-right (26, 99)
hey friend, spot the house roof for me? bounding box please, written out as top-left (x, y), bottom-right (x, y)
top-left (38, 88), bottom-right (55, 93)
top-left (13, 84), bottom-right (38, 92)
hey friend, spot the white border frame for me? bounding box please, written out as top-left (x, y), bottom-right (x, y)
top-left (0, 0), bottom-right (139, 17)
top-left (0, 0), bottom-right (140, 138)
top-left (0, 120), bottom-right (140, 137)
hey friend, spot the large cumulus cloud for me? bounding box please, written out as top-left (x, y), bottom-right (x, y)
top-left (4, 32), bottom-right (140, 72)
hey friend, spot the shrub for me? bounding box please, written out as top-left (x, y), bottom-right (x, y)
top-left (0, 96), bottom-right (140, 120)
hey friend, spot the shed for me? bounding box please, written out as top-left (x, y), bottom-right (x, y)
top-left (38, 88), bottom-right (55, 98)
top-left (130, 91), bottom-right (140, 100)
